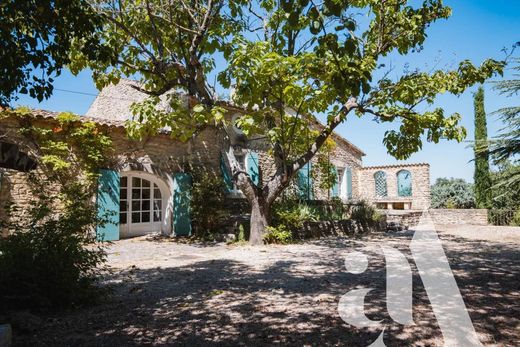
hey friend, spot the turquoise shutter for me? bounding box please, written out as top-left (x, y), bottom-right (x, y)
top-left (346, 167), bottom-right (353, 200)
top-left (220, 154), bottom-right (233, 192)
top-left (96, 169), bottom-right (120, 241)
top-left (297, 162), bottom-right (313, 200)
top-left (331, 167), bottom-right (339, 197)
top-left (173, 172), bottom-right (192, 236)
top-left (246, 151), bottom-right (260, 186)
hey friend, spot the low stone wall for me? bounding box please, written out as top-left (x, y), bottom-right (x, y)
top-left (383, 210), bottom-right (423, 229)
top-left (429, 209), bottom-right (488, 226)
top-left (295, 220), bottom-right (384, 239)
top-left (380, 209), bottom-right (488, 228)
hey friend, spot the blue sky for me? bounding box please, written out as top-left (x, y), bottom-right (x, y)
top-left (12, 0), bottom-right (520, 183)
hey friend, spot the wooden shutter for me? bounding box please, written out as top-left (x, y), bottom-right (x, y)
top-left (220, 154), bottom-right (233, 192)
top-left (297, 162), bottom-right (313, 200)
top-left (96, 169), bottom-right (120, 241)
top-left (173, 172), bottom-right (192, 236)
top-left (246, 151), bottom-right (260, 186)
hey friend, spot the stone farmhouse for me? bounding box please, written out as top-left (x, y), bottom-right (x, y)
top-left (0, 80), bottom-right (431, 240)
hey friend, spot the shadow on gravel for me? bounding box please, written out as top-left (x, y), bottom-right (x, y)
top-left (15, 232), bottom-right (520, 346)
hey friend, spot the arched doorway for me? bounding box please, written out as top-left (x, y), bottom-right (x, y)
top-left (119, 171), bottom-right (169, 238)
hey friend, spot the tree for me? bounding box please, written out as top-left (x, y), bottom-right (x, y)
top-left (431, 177), bottom-right (475, 209)
top-left (73, 0), bottom-right (504, 244)
top-left (490, 161), bottom-right (520, 211)
top-left (489, 56), bottom-right (520, 196)
top-left (473, 86), bottom-right (492, 208)
top-left (0, 0), bottom-right (111, 106)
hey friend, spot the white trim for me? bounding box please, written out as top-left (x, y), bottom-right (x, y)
top-left (119, 171), bottom-right (172, 238)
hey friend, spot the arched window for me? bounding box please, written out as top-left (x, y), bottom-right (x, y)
top-left (397, 170), bottom-right (412, 197)
top-left (374, 171), bottom-right (387, 197)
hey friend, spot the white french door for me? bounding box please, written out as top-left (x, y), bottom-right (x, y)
top-left (119, 173), bottom-right (166, 237)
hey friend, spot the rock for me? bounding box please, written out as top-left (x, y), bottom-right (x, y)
top-left (10, 311), bottom-right (42, 333)
top-left (0, 324), bottom-right (11, 347)
top-left (223, 233), bottom-right (236, 243)
top-left (314, 293), bottom-right (335, 303)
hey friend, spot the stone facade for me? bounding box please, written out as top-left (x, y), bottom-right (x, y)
top-left (0, 80), bottom-right (434, 238)
top-left (359, 163), bottom-right (431, 210)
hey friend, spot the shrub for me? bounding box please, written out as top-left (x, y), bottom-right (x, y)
top-left (511, 209), bottom-right (520, 227)
top-left (190, 170), bottom-right (230, 239)
top-left (263, 225), bottom-right (293, 244)
top-left (272, 200), bottom-right (318, 230)
top-left (431, 178), bottom-right (475, 209)
top-left (351, 201), bottom-right (383, 232)
top-left (0, 197), bottom-right (107, 310)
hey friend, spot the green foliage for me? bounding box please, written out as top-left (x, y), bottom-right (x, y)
top-left (431, 178), bottom-right (475, 209)
top-left (0, 109), bottom-right (113, 310)
top-left (0, 1), bottom-right (110, 106)
top-left (488, 56), bottom-right (520, 193)
top-left (190, 169), bottom-right (230, 239)
top-left (311, 139), bottom-right (337, 196)
top-left (70, 1), bottom-right (504, 243)
top-left (311, 198), bottom-right (348, 221)
top-left (351, 201), bottom-right (383, 232)
top-left (473, 86), bottom-right (492, 208)
top-left (0, 195), bottom-right (107, 309)
top-left (7, 109), bottom-right (113, 188)
top-left (490, 161), bottom-right (520, 210)
top-left (263, 225), bottom-right (293, 244)
top-left (511, 209), bottom-right (520, 226)
top-left (237, 224), bottom-right (246, 242)
top-left (272, 200), bottom-right (318, 230)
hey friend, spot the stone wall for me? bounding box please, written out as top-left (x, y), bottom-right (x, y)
top-left (380, 209), bottom-right (488, 229)
top-left (359, 164), bottom-right (431, 210)
top-left (429, 209), bottom-right (488, 226)
top-left (383, 210), bottom-right (423, 229)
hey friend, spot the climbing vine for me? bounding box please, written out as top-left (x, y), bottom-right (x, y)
top-left (1, 107), bottom-right (113, 203)
top-left (311, 138), bottom-right (338, 198)
top-left (7, 108), bottom-right (112, 185)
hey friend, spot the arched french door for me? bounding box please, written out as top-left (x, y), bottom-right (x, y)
top-left (119, 172), bottom-right (169, 238)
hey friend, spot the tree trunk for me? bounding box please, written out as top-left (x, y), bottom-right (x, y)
top-left (249, 199), bottom-right (271, 245)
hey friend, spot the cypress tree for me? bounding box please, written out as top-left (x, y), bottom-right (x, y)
top-left (473, 86), bottom-right (492, 209)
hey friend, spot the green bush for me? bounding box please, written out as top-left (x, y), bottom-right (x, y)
top-left (431, 178), bottom-right (475, 209)
top-left (351, 201), bottom-right (382, 232)
top-left (190, 170), bottom-right (230, 239)
top-left (263, 225), bottom-right (293, 244)
top-left (0, 198), bottom-right (107, 310)
top-left (511, 209), bottom-right (520, 226)
top-left (272, 200), bottom-right (318, 230)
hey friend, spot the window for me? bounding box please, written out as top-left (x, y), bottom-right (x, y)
top-left (397, 170), bottom-right (412, 197)
top-left (374, 171), bottom-right (387, 197)
top-left (119, 176), bottom-right (164, 225)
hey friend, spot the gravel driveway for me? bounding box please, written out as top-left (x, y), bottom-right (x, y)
top-left (15, 227), bottom-right (520, 346)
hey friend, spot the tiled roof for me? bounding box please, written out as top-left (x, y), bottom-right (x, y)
top-left (361, 163), bottom-right (429, 170)
top-left (30, 109), bottom-right (127, 128)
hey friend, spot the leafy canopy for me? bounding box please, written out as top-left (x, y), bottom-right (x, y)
top-left (72, 0), bottom-right (504, 170)
top-left (488, 57), bottom-right (520, 192)
top-left (0, 0), bottom-right (110, 106)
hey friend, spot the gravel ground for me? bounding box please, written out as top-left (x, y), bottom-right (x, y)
top-left (14, 226), bottom-right (520, 346)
